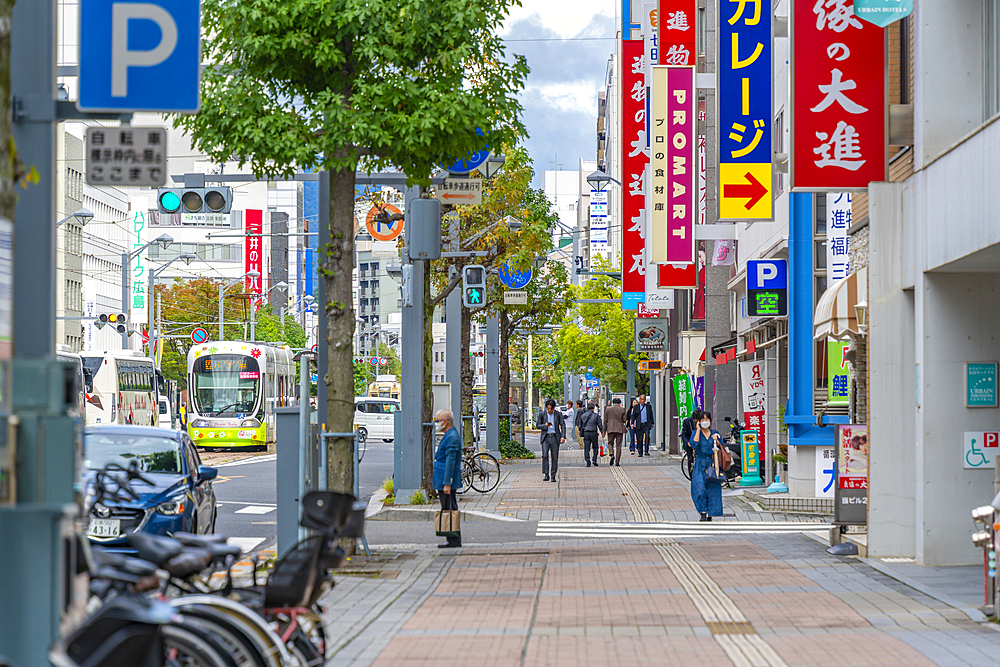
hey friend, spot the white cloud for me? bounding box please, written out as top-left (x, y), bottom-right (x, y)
top-left (503, 0), bottom-right (616, 38)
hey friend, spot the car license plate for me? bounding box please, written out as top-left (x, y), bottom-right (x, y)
top-left (87, 518), bottom-right (120, 538)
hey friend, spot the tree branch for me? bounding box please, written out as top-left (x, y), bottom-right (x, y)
top-left (429, 272), bottom-right (462, 307)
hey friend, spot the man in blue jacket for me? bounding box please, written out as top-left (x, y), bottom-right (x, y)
top-left (433, 409), bottom-right (462, 548)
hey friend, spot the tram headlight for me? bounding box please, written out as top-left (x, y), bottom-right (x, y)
top-left (191, 419), bottom-right (209, 428)
top-left (240, 418), bottom-right (261, 428)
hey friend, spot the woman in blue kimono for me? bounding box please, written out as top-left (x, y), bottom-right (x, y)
top-left (689, 411), bottom-right (724, 521)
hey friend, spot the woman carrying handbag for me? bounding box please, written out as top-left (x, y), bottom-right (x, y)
top-left (689, 411), bottom-right (724, 521)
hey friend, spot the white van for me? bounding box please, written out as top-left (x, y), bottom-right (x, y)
top-left (157, 394), bottom-right (172, 429)
top-left (354, 397), bottom-right (399, 443)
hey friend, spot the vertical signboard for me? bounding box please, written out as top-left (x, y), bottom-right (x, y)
top-left (835, 424), bottom-right (868, 525)
top-left (792, 1), bottom-right (886, 190)
top-left (131, 200), bottom-right (149, 325)
top-left (245, 209), bottom-right (263, 301)
top-left (590, 189), bottom-right (608, 253)
top-left (659, 0), bottom-right (696, 65)
top-left (740, 430), bottom-right (763, 486)
top-left (827, 339), bottom-right (851, 406)
top-left (719, 0), bottom-right (773, 220)
top-left (826, 192), bottom-right (852, 282)
top-left (622, 39), bottom-right (648, 310)
top-left (739, 359), bottom-right (766, 471)
top-left (650, 66), bottom-right (696, 265)
top-left (672, 372), bottom-right (695, 420)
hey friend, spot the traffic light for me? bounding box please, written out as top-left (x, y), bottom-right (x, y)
top-left (462, 264), bottom-right (486, 308)
top-left (157, 187), bottom-right (233, 215)
top-left (95, 313), bottom-right (128, 334)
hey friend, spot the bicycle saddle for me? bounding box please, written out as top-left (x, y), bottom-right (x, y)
top-left (171, 532), bottom-right (240, 561)
top-left (127, 531), bottom-right (183, 566)
top-left (162, 549), bottom-right (213, 578)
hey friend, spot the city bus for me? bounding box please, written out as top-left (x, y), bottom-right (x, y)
top-left (80, 351), bottom-right (157, 426)
top-left (367, 376), bottom-right (400, 399)
top-left (186, 341), bottom-right (296, 450)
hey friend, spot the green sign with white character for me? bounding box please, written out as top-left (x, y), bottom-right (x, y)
top-left (966, 362), bottom-right (998, 408)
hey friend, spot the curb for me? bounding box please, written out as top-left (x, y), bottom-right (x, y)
top-left (861, 558), bottom-right (988, 623)
top-left (366, 506), bottom-right (525, 523)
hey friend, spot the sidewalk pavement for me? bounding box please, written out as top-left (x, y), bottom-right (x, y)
top-left (329, 447), bottom-right (1000, 666)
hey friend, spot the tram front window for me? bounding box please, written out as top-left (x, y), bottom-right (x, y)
top-left (192, 355), bottom-right (261, 417)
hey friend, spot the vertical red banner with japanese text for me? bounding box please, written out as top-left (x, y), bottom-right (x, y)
top-left (245, 209), bottom-right (263, 305)
top-left (659, 0), bottom-right (696, 65)
top-left (792, 0), bottom-right (886, 190)
top-left (621, 39), bottom-right (648, 306)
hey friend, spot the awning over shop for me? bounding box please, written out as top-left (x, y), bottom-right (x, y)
top-left (813, 267), bottom-right (867, 341)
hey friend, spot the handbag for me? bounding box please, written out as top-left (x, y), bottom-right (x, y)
top-left (434, 509), bottom-right (461, 537)
top-left (704, 449), bottom-right (725, 483)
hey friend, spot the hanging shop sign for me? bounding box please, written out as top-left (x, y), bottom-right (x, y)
top-left (650, 66), bottom-right (696, 264)
top-left (621, 39), bottom-right (648, 309)
top-left (672, 373), bottom-right (695, 421)
top-left (718, 0), bottom-right (773, 220)
top-left (854, 0), bottom-right (912, 27)
top-left (828, 339), bottom-right (851, 406)
top-left (826, 193), bottom-right (852, 283)
top-left (659, 0), bottom-right (696, 66)
top-left (791, 1), bottom-right (886, 190)
top-left (635, 317), bottom-right (669, 353)
top-left (739, 359), bottom-right (767, 473)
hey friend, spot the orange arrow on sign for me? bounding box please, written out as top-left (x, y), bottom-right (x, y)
top-left (723, 172), bottom-right (767, 210)
top-left (442, 193), bottom-right (477, 200)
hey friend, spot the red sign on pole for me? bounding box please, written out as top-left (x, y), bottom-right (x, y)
top-left (245, 210), bottom-right (263, 301)
top-left (621, 39), bottom-right (648, 302)
top-left (791, 1), bottom-right (886, 190)
top-left (659, 0), bottom-right (696, 65)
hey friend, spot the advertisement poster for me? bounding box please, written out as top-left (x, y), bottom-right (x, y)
top-left (835, 424), bottom-right (868, 524)
top-left (739, 359), bottom-right (766, 468)
top-left (827, 339), bottom-right (851, 406)
top-left (635, 317), bottom-right (668, 353)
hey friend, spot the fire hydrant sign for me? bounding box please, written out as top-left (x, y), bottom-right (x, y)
top-left (86, 126), bottom-right (166, 187)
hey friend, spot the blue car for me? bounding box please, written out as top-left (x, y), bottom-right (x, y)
top-left (83, 425), bottom-right (218, 549)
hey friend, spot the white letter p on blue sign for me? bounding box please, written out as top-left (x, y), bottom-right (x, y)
top-left (111, 3), bottom-right (178, 98)
top-left (747, 259), bottom-right (787, 290)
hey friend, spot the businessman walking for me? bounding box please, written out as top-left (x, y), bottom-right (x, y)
top-left (536, 399), bottom-right (566, 482)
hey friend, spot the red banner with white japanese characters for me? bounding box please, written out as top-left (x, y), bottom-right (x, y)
top-left (622, 39), bottom-right (648, 299)
top-left (245, 209), bottom-right (263, 300)
top-left (792, 0), bottom-right (886, 190)
top-left (659, 0), bottom-right (696, 65)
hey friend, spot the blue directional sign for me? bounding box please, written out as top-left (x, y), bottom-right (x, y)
top-left (79, 0), bottom-right (201, 112)
top-left (499, 262), bottom-right (532, 290)
top-left (441, 128), bottom-right (490, 174)
top-left (747, 259), bottom-right (787, 290)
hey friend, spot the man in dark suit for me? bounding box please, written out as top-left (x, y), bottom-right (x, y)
top-left (536, 398), bottom-right (566, 482)
top-left (634, 394), bottom-right (654, 457)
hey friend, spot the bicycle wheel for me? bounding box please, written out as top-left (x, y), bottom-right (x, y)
top-left (457, 460), bottom-right (474, 495)
top-left (681, 452), bottom-right (692, 481)
top-left (162, 621), bottom-right (240, 667)
top-left (177, 609), bottom-right (268, 667)
top-left (469, 452), bottom-right (500, 493)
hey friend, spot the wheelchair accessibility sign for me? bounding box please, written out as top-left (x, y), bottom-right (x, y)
top-left (963, 431), bottom-right (1000, 469)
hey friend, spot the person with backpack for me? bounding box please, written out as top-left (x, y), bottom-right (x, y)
top-left (579, 401), bottom-right (603, 466)
top-left (689, 410), bottom-right (725, 521)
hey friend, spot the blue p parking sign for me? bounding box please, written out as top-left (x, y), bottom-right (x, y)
top-left (79, 0), bottom-right (201, 112)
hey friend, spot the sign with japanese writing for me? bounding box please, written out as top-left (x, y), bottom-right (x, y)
top-left (650, 66), bottom-right (696, 264)
top-left (966, 362), bottom-right (999, 408)
top-left (130, 201), bottom-right (149, 325)
top-left (719, 0), bottom-right (773, 220)
top-left (739, 359), bottom-right (766, 469)
top-left (245, 210), bottom-right (263, 300)
top-left (740, 431), bottom-right (763, 486)
top-left (435, 178), bottom-right (482, 206)
top-left (835, 424), bottom-right (868, 524)
top-left (854, 0), bottom-right (912, 27)
top-left (590, 189), bottom-right (609, 253)
top-left (963, 431), bottom-right (1000, 469)
top-left (792, 0), bottom-right (886, 190)
top-left (636, 303), bottom-right (659, 318)
top-left (503, 290), bottom-right (527, 305)
top-left (635, 318), bottom-right (668, 353)
top-left (815, 446), bottom-right (836, 497)
top-left (672, 373), bottom-right (695, 420)
top-left (85, 127), bottom-right (166, 187)
top-left (828, 339), bottom-right (851, 406)
top-left (826, 192), bottom-right (852, 282)
top-left (659, 0), bottom-right (696, 66)
top-left (621, 39), bottom-right (648, 307)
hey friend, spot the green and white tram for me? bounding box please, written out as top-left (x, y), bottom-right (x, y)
top-left (186, 341), bottom-right (297, 450)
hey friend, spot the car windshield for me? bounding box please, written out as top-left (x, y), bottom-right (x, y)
top-left (191, 354), bottom-right (260, 417)
top-left (84, 432), bottom-right (183, 474)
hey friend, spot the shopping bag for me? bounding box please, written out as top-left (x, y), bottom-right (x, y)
top-left (704, 451), bottom-right (725, 484)
top-left (435, 509), bottom-right (461, 536)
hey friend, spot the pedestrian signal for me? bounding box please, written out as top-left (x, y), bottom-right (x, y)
top-left (462, 264), bottom-right (486, 308)
top-left (95, 313), bottom-right (128, 334)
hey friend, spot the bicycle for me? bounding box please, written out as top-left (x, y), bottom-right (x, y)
top-left (460, 446), bottom-right (500, 493)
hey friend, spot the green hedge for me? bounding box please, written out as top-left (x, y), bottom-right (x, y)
top-left (499, 417), bottom-right (511, 442)
top-left (500, 440), bottom-right (535, 459)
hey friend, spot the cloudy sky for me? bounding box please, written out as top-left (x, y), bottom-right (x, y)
top-left (500, 0), bottom-right (618, 183)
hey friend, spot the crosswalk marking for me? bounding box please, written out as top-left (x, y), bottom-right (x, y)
top-left (535, 520), bottom-right (830, 539)
top-left (227, 537), bottom-right (265, 554)
top-left (235, 505), bottom-right (275, 515)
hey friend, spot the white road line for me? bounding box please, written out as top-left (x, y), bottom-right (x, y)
top-left (213, 455), bottom-right (277, 468)
top-left (535, 521), bottom-right (831, 539)
top-left (227, 537), bottom-right (266, 554)
top-left (217, 501), bottom-right (277, 507)
top-left (234, 505), bottom-right (276, 515)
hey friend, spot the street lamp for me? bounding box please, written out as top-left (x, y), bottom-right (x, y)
top-left (218, 270), bottom-right (260, 341)
top-left (146, 253), bottom-right (198, 365)
top-left (119, 234), bottom-right (173, 349)
top-left (56, 207), bottom-right (94, 228)
top-left (249, 281), bottom-right (289, 341)
top-left (586, 170), bottom-right (621, 193)
top-left (463, 215), bottom-right (522, 249)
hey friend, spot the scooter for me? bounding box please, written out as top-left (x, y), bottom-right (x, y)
top-left (721, 417), bottom-right (743, 482)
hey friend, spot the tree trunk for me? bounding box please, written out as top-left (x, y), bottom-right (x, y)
top-left (421, 260), bottom-right (434, 492)
top-left (324, 166), bottom-right (357, 495)
top-left (460, 300), bottom-right (473, 449)
top-left (0, 0), bottom-right (14, 221)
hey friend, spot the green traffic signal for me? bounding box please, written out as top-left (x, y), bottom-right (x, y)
top-left (159, 191), bottom-right (181, 213)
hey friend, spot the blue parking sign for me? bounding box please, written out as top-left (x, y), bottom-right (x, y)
top-left (79, 0), bottom-right (201, 112)
top-left (747, 259), bottom-right (787, 290)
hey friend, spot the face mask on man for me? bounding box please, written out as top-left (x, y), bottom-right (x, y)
top-left (700, 420), bottom-right (711, 429)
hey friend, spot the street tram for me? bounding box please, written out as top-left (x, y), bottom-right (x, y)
top-left (186, 341), bottom-right (296, 450)
top-left (80, 351), bottom-right (157, 426)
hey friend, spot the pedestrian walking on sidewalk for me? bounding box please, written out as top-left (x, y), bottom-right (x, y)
top-left (562, 400), bottom-right (576, 441)
top-left (536, 399), bottom-right (566, 482)
top-left (680, 409), bottom-right (704, 477)
top-left (625, 398), bottom-right (639, 454)
top-left (633, 395), bottom-right (654, 457)
top-left (433, 409), bottom-right (462, 547)
top-left (603, 397), bottom-right (627, 466)
top-left (689, 411), bottom-right (724, 521)
top-left (574, 400), bottom-right (585, 449)
top-left (579, 401), bottom-right (603, 467)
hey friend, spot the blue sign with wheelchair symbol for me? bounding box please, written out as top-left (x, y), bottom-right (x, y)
top-left (964, 431), bottom-right (1000, 469)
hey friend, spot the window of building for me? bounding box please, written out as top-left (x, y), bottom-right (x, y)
top-left (370, 262), bottom-right (380, 272)
top-left (360, 263), bottom-right (369, 273)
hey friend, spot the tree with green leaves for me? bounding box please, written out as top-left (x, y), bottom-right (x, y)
top-left (178, 0), bottom-right (529, 494)
top-left (557, 256), bottom-right (648, 394)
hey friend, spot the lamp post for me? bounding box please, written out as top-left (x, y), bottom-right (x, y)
top-left (56, 207), bottom-right (94, 228)
top-left (122, 233), bottom-right (173, 349)
top-left (586, 170), bottom-right (622, 193)
top-left (250, 281), bottom-right (289, 341)
top-left (219, 270), bottom-right (261, 341)
top-left (146, 253), bottom-right (197, 366)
